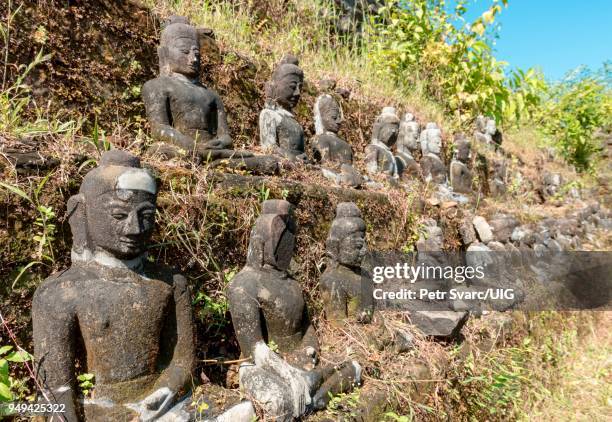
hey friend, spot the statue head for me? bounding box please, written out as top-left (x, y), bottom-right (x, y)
top-left (158, 19), bottom-right (200, 78)
top-left (371, 107), bottom-right (400, 147)
top-left (476, 116), bottom-right (497, 135)
top-left (246, 199), bottom-right (297, 271)
top-left (453, 133), bottom-right (471, 163)
top-left (314, 94), bottom-right (343, 135)
top-left (266, 54), bottom-right (304, 111)
top-left (68, 150), bottom-right (157, 262)
top-left (326, 203), bottom-right (366, 268)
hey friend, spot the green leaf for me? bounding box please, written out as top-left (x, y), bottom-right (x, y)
top-left (0, 383), bottom-right (12, 401)
top-left (0, 182), bottom-right (32, 204)
top-left (0, 359), bottom-right (8, 382)
top-left (0, 346), bottom-right (13, 356)
top-left (77, 373), bottom-right (94, 381)
top-left (6, 350), bottom-right (32, 363)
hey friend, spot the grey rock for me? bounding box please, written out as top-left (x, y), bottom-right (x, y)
top-left (487, 241), bottom-right (506, 251)
top-left (410, 311), bottom-right (469, 337)
top-left (459, 217), bottom-right (478, 246)
top-left (473, 216), bottom-right (494, 243)
top-left (488, 215), bottom-right (520, 243)
top-left (511, 226), bottom-right (536, 246)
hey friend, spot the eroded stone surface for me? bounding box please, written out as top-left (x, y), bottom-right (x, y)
top-left (473, 216), bottom-right (494, 244)
top-left (410, 311), bottom-right (469, 337)
top-left (450, 160), bottom-right (472, 193)
top-left (419, 122), bottom-right (442, 156)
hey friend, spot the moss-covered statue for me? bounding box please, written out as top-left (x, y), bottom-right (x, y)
top-left (32, 150), bottom-right (254, 421)
top-left (228, 200), bottom-right (361, 421)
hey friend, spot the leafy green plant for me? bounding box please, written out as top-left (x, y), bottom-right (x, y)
top-left (76, 373), bottom-right (95, 396)
top-left (0, 345), bottom-right (33, 403)
top-left (326, 388), bottom-right (360, 418)
top-left (0, 173), bottom-right (57, 287)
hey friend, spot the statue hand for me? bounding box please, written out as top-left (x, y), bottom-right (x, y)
top-left (128, 387), bottom-right (175, 422)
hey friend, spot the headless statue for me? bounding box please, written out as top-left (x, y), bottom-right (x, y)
top-left (259, 55), bottom-right (308, 162)
top-left (365, 107), bottom-right (400, 179)
top-left (228, 200), bottom-right (361, 421)
top-left (321, 203), bottom-right (373, 322)
top-left (142, 18), bottom-right (276, 173)
top-left (32, 150), bottom-right (254, 422)
top-left (312, 94), bottom-right (362, 187)
top-left (449, 133), bottom-right (473, 193)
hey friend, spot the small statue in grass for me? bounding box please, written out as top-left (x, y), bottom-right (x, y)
top-left (419, 122), bottom-right (446, 184)
top-left (321, 202), bottom-right (373, 322)
top-left (449, 133), bottom-right (473, 193)
top-left (395, 113), bottom-right (422, 179)
top-left (259, 55), bottom-right (309, 162)
top-left (32, 150), bottom-right (254, 422)
top-left (365, 107), bottom-right (400, 179)
top-left (228, 200), bottom-right (362, 421)
top-left (312, 94), bottom-right (362, 187)
top-left (142, 17), bottom-right (276, 173)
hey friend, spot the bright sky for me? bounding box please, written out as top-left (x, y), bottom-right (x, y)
top-left (448, 0), bottom-right (612, 81)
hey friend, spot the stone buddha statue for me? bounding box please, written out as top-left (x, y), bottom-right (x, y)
top-left (475, 115), bottom-right (502, 147)
top-left (228, 200), bottom-right (361, 420)
top-left (395, 113), bottom-right (422, 179)
top-left (142, 18), bottom-right (276, 173)
top-left (449, 134), bottom-right (473, 193)
top-left (259, 55), bottom-right (308, 162)
top-left (312, 94), bottom-right (362, 187)
top-left (321, 203), bottom-right (373, 322)
top-left (365, 107), bottom-right (400, 178)
top-left (32, 150), bottom-right (254, 421)
top-left (419, 122), bottom-right (446, 184)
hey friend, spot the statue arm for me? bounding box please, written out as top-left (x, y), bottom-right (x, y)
top-left (365, 146), bottom-right (378, 175)
top-left (228, 277), bottom-right (263, 358)
top-left (211, 92), bottom-right (233, 149)
top-left (153, 274), bottom-right (195, 395)
top-left (259, 109), bottom-right (280, 149)
top-left (32, 281), bottom-right (79, 421)
top-left (142, 81), bottom-right (195, 151)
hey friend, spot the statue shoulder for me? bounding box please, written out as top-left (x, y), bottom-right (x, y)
top-left (144, 263), bottom-right (187, 290)
top-left (142, 77), bottom-right (173, 97)
top-left (32, 267), bottom-right (91, 310)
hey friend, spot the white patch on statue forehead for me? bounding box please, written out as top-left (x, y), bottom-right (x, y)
top-left (116, 169), bottom-right (156, 194)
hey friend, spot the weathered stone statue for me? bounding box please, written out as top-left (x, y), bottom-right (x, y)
top-left (142, 18), bottom-right (276, 173)
top-left (259, 55), bottom-right (308, 162)
top-left (321, 203), bottom-right (372, 321)
top-left (449, 133), bottom-right (473, 193)
top-left (419, 122), bottom-right (446, 184)
top-left (312, 94), bottom-right (362, 187)
top-left (32, 150), bottom-right (254, 422)
top-left (475, 115), bottom-right (502, 147)
top-left (395, 113), bottom-right (422, 179)
top-left (365, 107), bottom-right (400, 178)
top-left (228, 200), bottom-right (361, 420)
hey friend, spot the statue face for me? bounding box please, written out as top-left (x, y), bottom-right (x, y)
top-left (338, 229), bottom-right (366, 267)
top-left (379, 120), bottom-right (399, 147)
top-left (167, 36), bottom-right (200, 78)
top-left (276, 74), bottom-right (302, 110)
top-left (321, 102), bottom-right (342, 133)
top-left (87, 189), bottom-right (156, 259)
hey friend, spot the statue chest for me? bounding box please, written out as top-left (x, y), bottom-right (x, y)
top-left (277, 115), bottom-right (304, 152)
top-left (259, 276), bottom-right (305, 335)
top-left (168, 85), bottom-right (217, 130)
top-left (76, 278), bottom-right (173, 382)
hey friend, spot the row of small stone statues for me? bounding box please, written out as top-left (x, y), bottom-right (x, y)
top-left (32, 150), bottom-right (371, 421)
top-left (142, 16), bottom-right (501, 191)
